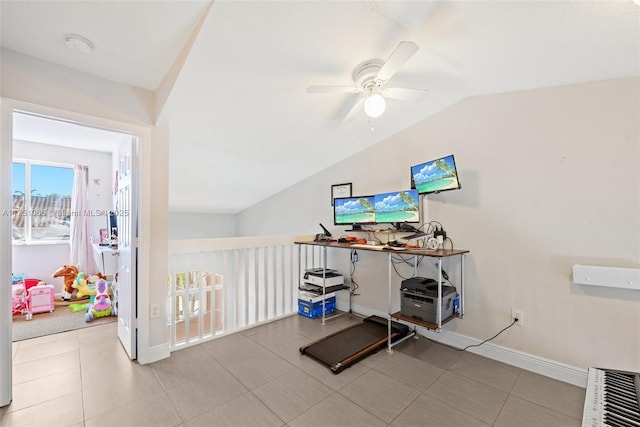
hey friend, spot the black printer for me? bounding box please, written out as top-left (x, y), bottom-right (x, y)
top-left (401, 277), bottom-right (438, 294)
top-left (400, 277), bottom-right (457, 323)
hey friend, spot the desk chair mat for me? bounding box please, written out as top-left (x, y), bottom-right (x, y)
top-left (299, 315), bottom-right (409, 373)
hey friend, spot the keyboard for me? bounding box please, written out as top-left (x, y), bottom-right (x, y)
top-left (582, 367), bottom-right (640, 427)
top-left (350, 244), bottom-right (387, 250)
top-left (402, 232), bottom-right (427, 240)
top-left (350, 244), bottom-right (409, 251)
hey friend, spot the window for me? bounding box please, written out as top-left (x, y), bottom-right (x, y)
top-left (12, 161), bottom-right (74, 242)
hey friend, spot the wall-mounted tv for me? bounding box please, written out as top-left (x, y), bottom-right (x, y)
top-left (410, 154), bottom-right (461, 195)
top-left (333, 195), bottom-right (376, 228)
top-left (374, 189), bottom-right (419, 224)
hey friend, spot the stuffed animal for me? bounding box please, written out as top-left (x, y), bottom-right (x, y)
top-left (85, 279), bottom-right (113, 322)
top-left (87, 273), bottom-right (107, 284)
top-left (11, 282), bottom-right (25, 304)
top-left (11, 282), bottom-right (30, 319)
top-left (52, 265), bottom-right (79, 301)
top-left (72, 272), bottom-right (96, 300)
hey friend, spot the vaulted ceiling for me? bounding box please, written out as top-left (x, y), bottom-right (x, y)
top-left (2, 1), bottom-right (639, 213)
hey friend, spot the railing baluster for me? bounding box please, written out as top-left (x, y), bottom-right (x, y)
top-left (167, 236), bottom-right (312, 351)
top-left (213, 253), bottom-right (220, 333)
top-left (223, 250), bottom-right (230, 332)
top-left (255, 247), bottom-right (260, 323)
top-left (272, 246), bottom-right (277, 317)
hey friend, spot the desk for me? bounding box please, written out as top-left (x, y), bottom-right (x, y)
top-left (295, 241), bottom-right (469, 351)
top-left (92, 243), bottom-right (119, 277)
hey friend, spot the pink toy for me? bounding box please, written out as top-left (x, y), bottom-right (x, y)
top-left (85, 279), bottom-right (114, 322)
top-left (12, 282), bottom-right (31, 320)
top-left (27, 282), bottom-right (55, 315)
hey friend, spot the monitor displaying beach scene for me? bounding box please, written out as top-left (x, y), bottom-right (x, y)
top-left (333, 196), bottom-right (376, 225)
top-left (374, 189), bottom-right (419, 224)
top-left (410, 154), bottom-right (461, 195)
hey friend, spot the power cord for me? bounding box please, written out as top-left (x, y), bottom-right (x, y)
top-left (444, 236), bottom-right (454, 250)
top-left (456, 319), bottom-right (518, 351)
top-left (425, 318), bottom-right (519, 352)
top-left (433, 264), bottom-right (455, 287)
top-left (350, 250), bottom-right (360, 296)
top-left (390, 253), bottom-right (425, 279)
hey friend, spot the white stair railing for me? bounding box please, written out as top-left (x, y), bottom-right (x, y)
top-left (167, 235), bottom-right (314, 351)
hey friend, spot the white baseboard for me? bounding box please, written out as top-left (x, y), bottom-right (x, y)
top-left (349, 304), bottom-right (587, 388)
top-left (138, 343), bottom-right (170, 364)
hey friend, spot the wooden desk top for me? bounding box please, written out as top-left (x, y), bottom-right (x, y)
top-left (294, 240), bottom-right (469, 257)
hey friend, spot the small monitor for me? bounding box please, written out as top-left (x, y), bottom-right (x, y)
top-left (410, 154), bottom-right (461, 195)
top-left (108, 211), bottom-right (118, 237)
top-left (333, 195), bottom-right (376, 227)
top-left (374, 189), bottom-right (420, 224)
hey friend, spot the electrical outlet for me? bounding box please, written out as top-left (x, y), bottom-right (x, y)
top-left (150, 304), bottom-right (160, 319)
top-left (511, 309), bottom-right (524, 326)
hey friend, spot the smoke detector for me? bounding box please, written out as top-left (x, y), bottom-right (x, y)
top-left (63, 33), bottom-right (94, 54)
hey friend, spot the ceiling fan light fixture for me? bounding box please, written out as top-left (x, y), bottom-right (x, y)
top-left (364, 90), bottom-right (386, 118)
top-left (306, 41), bottom-right (423, 121)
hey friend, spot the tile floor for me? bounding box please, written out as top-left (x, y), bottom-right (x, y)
top-left (2, 313), bottom-right (586, 426)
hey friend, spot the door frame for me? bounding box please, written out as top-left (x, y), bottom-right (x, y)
top-left (0, 98), bottom-right (155, 407)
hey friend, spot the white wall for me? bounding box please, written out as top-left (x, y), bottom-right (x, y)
top-left (1, 49), bottom-right (170, 365)
top-left (12, 141), bottom-right (113, 294)
top-left (237, 77), bottom-right (640, 373)
top-left (1, 48), bottom-right (154, 125)
top-left (168, 212), bottom-right (237, 239)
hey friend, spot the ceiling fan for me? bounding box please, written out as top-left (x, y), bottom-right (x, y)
top-left (306, 41), bottom-right (428, 121)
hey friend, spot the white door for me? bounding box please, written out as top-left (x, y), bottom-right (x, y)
top-left (116, 138), bottom-right (138, 359)
top-left (1, 101), bottom-right (14, 406)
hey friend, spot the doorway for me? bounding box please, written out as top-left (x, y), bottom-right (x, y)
top-left (11, 112), bottom-right (132, 341)
top-left (1, 103), bottom-right (143, 407)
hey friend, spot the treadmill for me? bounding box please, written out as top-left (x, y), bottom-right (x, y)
top-left (299, 315), bottom-right (410, 373)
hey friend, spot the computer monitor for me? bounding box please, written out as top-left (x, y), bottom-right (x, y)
top-left (333, 195), bottom-right (376, 229)
top-left (374, 189), bottom-right (420, 224)
top-left (108, 210), bottom-right (118, 237)
top-left (410, 154), bottom-right (461, 195)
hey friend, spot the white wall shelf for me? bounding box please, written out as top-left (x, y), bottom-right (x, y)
top-left (572, 264), bottom-right (640, 290)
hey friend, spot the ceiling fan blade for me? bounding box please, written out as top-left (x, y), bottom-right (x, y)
top-left (340, 93), bottom-right (366, 123)
top-left (383, 87), bottom-right (429, 101)
top-left (376, 41), bottom-right (419, 84)
top-left (306, 85), bottom-right (358, 94)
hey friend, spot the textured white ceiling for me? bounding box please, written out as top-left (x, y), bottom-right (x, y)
top-left (0, 0), bottom-right (210, 91)
top-left (3, 1), bottom-right (639, 213)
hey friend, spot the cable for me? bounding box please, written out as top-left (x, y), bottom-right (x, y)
top-left (371, 231), bottom-right (385, 244)
top-left (423, 319), bottom-right (518, 352)
top-left (444, 236), bottom-right (454, 250)
top-left (391, 253), bottom-right (424, 267)
top-left (456, 319), bottom-right (518, 351)
top-left (349, 250), bottom-right (360, 295)
top-left (422, 221), bottom-right (442, 235)
top-left (391, 262), bottom-right (413, 280)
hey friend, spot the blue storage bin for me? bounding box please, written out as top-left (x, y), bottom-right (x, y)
top-left (298, 296), bottom-right (336, 319)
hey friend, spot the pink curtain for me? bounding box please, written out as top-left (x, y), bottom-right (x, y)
top-left (69, 165), bottom-right (94, 273)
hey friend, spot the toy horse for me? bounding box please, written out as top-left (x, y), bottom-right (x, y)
top-left (52, 265), bottom-right (79, 301)
top-left (72, 272), bottom-right (96, 300)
